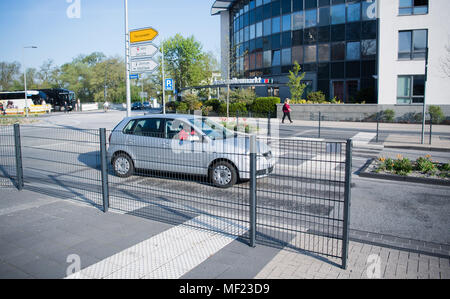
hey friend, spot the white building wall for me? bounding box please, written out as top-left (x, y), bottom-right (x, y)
top-left (378, 0), bottom-right (450, 105)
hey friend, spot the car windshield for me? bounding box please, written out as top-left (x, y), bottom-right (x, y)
top-left (188, 117), bottom-right (234, 140)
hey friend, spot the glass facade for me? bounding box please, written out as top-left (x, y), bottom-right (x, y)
top-left (230, 0), bottom-right (378, 102)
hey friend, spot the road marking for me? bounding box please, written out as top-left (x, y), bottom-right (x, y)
top-left (66, 214), bottom-right (247, 279)
top-left (352, 132), bottom-right (376, 145)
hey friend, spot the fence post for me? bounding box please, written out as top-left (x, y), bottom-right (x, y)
top-left (318, 112), bottom-right (322, 138)
top-left (99, 128), bottom-right (109, 213)
top-left (429, 115), bottom-right (433, 145)
top-left (13, 124), bottom-right (24, 191)
top-left (249, 134), bottom-right (257, 248)
top-left (236, 110), bottom-right (239, 130)
top-left (267, 112), bottom-right (271, 137)
top-left (342, 139), bottom-right (353, 269)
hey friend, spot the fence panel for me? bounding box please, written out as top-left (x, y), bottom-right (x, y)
top-left (0, 125), bottom-right (17, 188)
top-left (106, 120), bottom-right (251, 238)
top-left (255, 136), bottom-right (348, 264)
top-left (19, 125), bottom-right (103, 208)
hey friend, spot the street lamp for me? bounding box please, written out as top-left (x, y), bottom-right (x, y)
top-left (22, 46), bottom-right (38, 118)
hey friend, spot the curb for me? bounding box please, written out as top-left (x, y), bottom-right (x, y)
top-left (384, 145), bottom-right (450, 153)
top-left (358, 159), bottom-right (450, 186)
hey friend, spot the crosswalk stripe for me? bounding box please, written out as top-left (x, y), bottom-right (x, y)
top-left (66, 214), bottom-right (247, 279)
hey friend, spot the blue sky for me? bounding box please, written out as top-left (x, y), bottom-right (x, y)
top-left (0, 0), bottom-right (220, 69)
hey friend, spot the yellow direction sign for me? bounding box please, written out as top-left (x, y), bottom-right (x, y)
top-left (129, 27), bottom-right (159, 44)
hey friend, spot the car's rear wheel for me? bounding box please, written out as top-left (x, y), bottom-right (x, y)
top-left (112, 153), bottom-right (134, 178)
top-left (209, 161), bottom-right (237, 188)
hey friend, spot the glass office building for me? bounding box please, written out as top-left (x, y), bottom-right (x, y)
top-left (213, 0), bottom-right (379, 103)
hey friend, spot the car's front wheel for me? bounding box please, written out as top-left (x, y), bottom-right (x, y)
top-left (112, 153), bottom-right (134, 178)
top-left (209, 161), bottom-right (237, 188)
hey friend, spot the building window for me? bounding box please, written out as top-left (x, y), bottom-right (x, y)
top-left (304, 45), bottom-right (317, 63)
top-left (292, 11), bottom-right (305, 30)
top-left (272, 16), bottom-right (281, 33)
top-left (361, 39), bottom-right (377, 59)
top-left (272, 50), bottom-right (281, 66)
top-left (282, 48), bottom-right (292, 65)
top-left (346, 41), bottom-right (361, 60)
top-left (282, 14), bottom-right (291, 31)
top-left (292, 45), bottom-right (303, 64)
top-left (331, 3), bottom-right (346, 25)
top-left (263, 50), bottom-right (272, 67)
top-left (347, 2), bottom-right (361, 23)
top-left (398, 30), bottom-right (427, 60)
top-left (397, 75), bottom-right (425, 104)
top-left (318, 44), bottom-right (330, 62)
top-left (399, 0), bottom-right (429, 16)
top-left (305, 9), bottom-right (317, 28)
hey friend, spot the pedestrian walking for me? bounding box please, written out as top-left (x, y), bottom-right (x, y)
top-left (64, 100), bottom-right (69, 113)
top-left (282, 98), bottom-right (293, 124)
top-left (103, 100), bottom-right (110, 113)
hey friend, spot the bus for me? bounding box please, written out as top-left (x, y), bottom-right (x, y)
top-left (0, 90), bottom-right (46, 111)
top-left (38, 89), bottom-right (76, 111)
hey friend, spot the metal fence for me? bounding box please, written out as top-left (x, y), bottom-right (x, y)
top-left (276, 110), bottom-right (449, 145)
top-left (0, 123), bottom-right (352, 268)
top-left (0, 125), bottom-right (18, 189)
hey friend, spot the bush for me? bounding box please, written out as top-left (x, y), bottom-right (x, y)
top-left (229, 88), bottom-right (256, 104)
top-left (203, 98), bottom-right (221, 113)
top-left (249, 97), bottom-right (280, 116)
top-left (176, 102), bottom-right (188, 113)
top-left (306, 91), bottom-right (326, 103)
top-left (415, 156), bottom-right (436, 174)
top-left (440, 163), bottom-right (450, 172)
top-left (219, 102), bottom-right (248, 116)
top-left (201, 106), bottom-right (213, 116)
top-left (382, 109), bottom-right (395, 122)
top-left (182, 93), bottom-right (202, 111)
top-left (393, 157), bottom-right (413, 176)
top-left (428, 106), bottom-right (445, 124)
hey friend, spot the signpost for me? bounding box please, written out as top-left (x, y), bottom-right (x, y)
top-left (131, 59), bottom-right (158, 73)
top-left (125, 18), bottom-right (160, 116)
top-left (130, 27), bottom-right (158, 44)
top-left (130, 43), bottom-right (158, 58)
top-left (165, 78), bottom-right (174, 91)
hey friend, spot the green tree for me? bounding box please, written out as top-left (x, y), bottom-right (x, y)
top-left (287, 61), bottom-right (307, 101)
top-left (0, 61), bottom-right (21, 91)
top-left (161, 34), bottom-right (215, 92)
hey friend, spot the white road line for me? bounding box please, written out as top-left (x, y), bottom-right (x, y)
top-left (66, 214), bottom-right (247, 279)
top-left (352, 132), bottom-right (377, 145)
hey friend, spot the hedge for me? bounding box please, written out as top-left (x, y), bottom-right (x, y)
top-left (249, 97), bottom-right (281, 115)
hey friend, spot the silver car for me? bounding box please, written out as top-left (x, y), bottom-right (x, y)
top-left (108, 114), bottom-right (275, 188)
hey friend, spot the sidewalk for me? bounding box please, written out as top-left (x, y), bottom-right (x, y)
top-left (1, 187), bottom-right (449, 279)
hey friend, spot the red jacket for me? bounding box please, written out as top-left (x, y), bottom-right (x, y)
top-left (283, 103), bottom-right (291, 113)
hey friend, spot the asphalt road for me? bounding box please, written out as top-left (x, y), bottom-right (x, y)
top-left (1, 110), bottom-right (449, 245)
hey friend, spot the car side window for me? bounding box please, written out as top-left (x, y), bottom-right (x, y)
top-left (165, 119), bottom-right (200, 141)
top-left (123, 120), bottom-right (136, 135)
top-left (133, 118), bottom-right (164, 138)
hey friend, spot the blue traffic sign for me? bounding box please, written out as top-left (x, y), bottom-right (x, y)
top-left (129, 74), bottom-right (139, 80)
top-left (165, 78), bottom-right (174, 91)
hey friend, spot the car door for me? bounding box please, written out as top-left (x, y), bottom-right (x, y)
top-left (127, 118), bottom-right (165, 171)
top-left (163, 118), bottom-right (206, 176)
